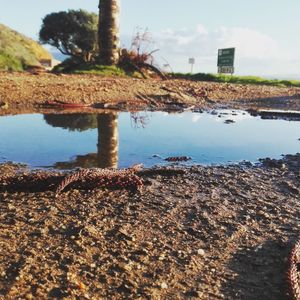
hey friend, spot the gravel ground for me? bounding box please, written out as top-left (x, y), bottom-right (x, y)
top-left (0, 154), bottom-right (299, 300)
top-left (1, 72), bottom-right (300, 114)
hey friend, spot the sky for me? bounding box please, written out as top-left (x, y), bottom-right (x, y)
top-left (1, 0), bottom-right (300, 78)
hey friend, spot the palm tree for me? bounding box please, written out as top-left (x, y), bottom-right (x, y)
top-left (97, 112), bottom-right (119, 168)
top-left (98, 0), bottom-right (120, 65)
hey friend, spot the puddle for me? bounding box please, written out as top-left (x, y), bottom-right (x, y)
top-left (0, 110), bottom-right (299, 169)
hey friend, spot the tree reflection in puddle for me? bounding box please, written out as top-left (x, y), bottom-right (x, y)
top-left (44, 112), bottom-right (119, 169)
top-left (130, 112), bottom-right (150, 129)
top-left (1, 110), bottom-right (298, 169)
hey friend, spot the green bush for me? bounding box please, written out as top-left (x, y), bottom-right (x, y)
top-left (0, 51), bottom-right (23, 71)
top-left (53, 58), bottom-right (132, 77)
top-left (73, 65), bottom-right (127, 76)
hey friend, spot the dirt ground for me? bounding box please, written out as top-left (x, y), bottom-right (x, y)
top-left (0, 72), bottom-right (300, 115)
top-left (0, 155), bottom-right (299, 300)
top-left (0, 71), bottom-right (299, 299)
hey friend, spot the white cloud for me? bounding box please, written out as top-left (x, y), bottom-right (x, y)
top-left (196, 24), bottom-right (208, 35)
top-left (149, 24), bottom-right (300, 77)
top-left (215, 26), bottom-right (280, 59)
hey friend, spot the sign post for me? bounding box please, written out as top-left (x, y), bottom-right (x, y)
top-left (189, 58), bottom-right (195, 73)
top-left (217, 48), bottom-right (235, 74)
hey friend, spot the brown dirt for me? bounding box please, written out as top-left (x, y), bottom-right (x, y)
top-left (0, 155), bottom-right (299, 300)
top-left (0, 72), bottom-right (300, 115)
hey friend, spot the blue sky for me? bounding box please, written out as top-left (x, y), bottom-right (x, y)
top-left (1, 0), bottom-right (300, 78)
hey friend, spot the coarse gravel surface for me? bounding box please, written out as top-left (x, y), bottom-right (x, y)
top-left (0, 154), bottom-right (299, 299)
top-left (1, 72), bottom-right (300, 115)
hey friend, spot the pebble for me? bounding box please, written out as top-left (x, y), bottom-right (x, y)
top-left (197, 249), bottom-right (205, 256)
top-left (0, 102), bottom-right (8, 109)
top-left (160, 282), bottom-right (168, 289)
top-left (7, 204), bottom-right (15, 211)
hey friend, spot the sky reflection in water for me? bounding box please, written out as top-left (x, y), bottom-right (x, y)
top-left (0, 110), bottom-right (299, 169)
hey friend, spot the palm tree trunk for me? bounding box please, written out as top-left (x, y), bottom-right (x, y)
top-left (98, 0), bottom-right (120, 65)
top-left (97, 113), bottom-right (119, 169)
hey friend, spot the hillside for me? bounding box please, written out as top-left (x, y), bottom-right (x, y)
top-left (0, 23), bottom-right (52, 71)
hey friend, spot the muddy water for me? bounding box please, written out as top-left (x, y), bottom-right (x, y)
top-left (0, 110), bottom-right (299, 169)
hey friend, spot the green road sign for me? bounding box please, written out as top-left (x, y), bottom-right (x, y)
top-left (218, 66), bottom-right (234, 74)
top-left (217, 48), bottom-right (235, 67)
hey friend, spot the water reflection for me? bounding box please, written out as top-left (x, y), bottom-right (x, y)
top-left (44, 112), bottom-right (119, 169)
top-left (1, 111), bottom-right (299, 169)
top-left (97, 113), bottom-right (118, 168)
top-left (130, 112), bottom-right (150, 128)
top-left (44, 114), bottom-right (98, 131)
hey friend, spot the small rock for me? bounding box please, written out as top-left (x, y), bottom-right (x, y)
top-left (77, 281), bottom-right (87, 290)
top-left (7, 204), bottom-right (15, 211)
top-left (254, 245), bottom-right (263, 252)
top-left (280, 163), bottom-right (286, 170)
top-left (0, 102), bottom-right (8, 109)
top-left (160, 282), bottom-right (168, 289)
top-left (197, 249), bottom-right (205, 256)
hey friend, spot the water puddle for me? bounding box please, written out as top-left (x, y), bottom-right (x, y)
top-left (0, 110), bottom-right (299, 169)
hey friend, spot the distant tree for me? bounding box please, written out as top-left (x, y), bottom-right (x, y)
top-left (98, 0), bottom-right (120, 65)
top-left (39, 10), bottom-right (98, 62)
